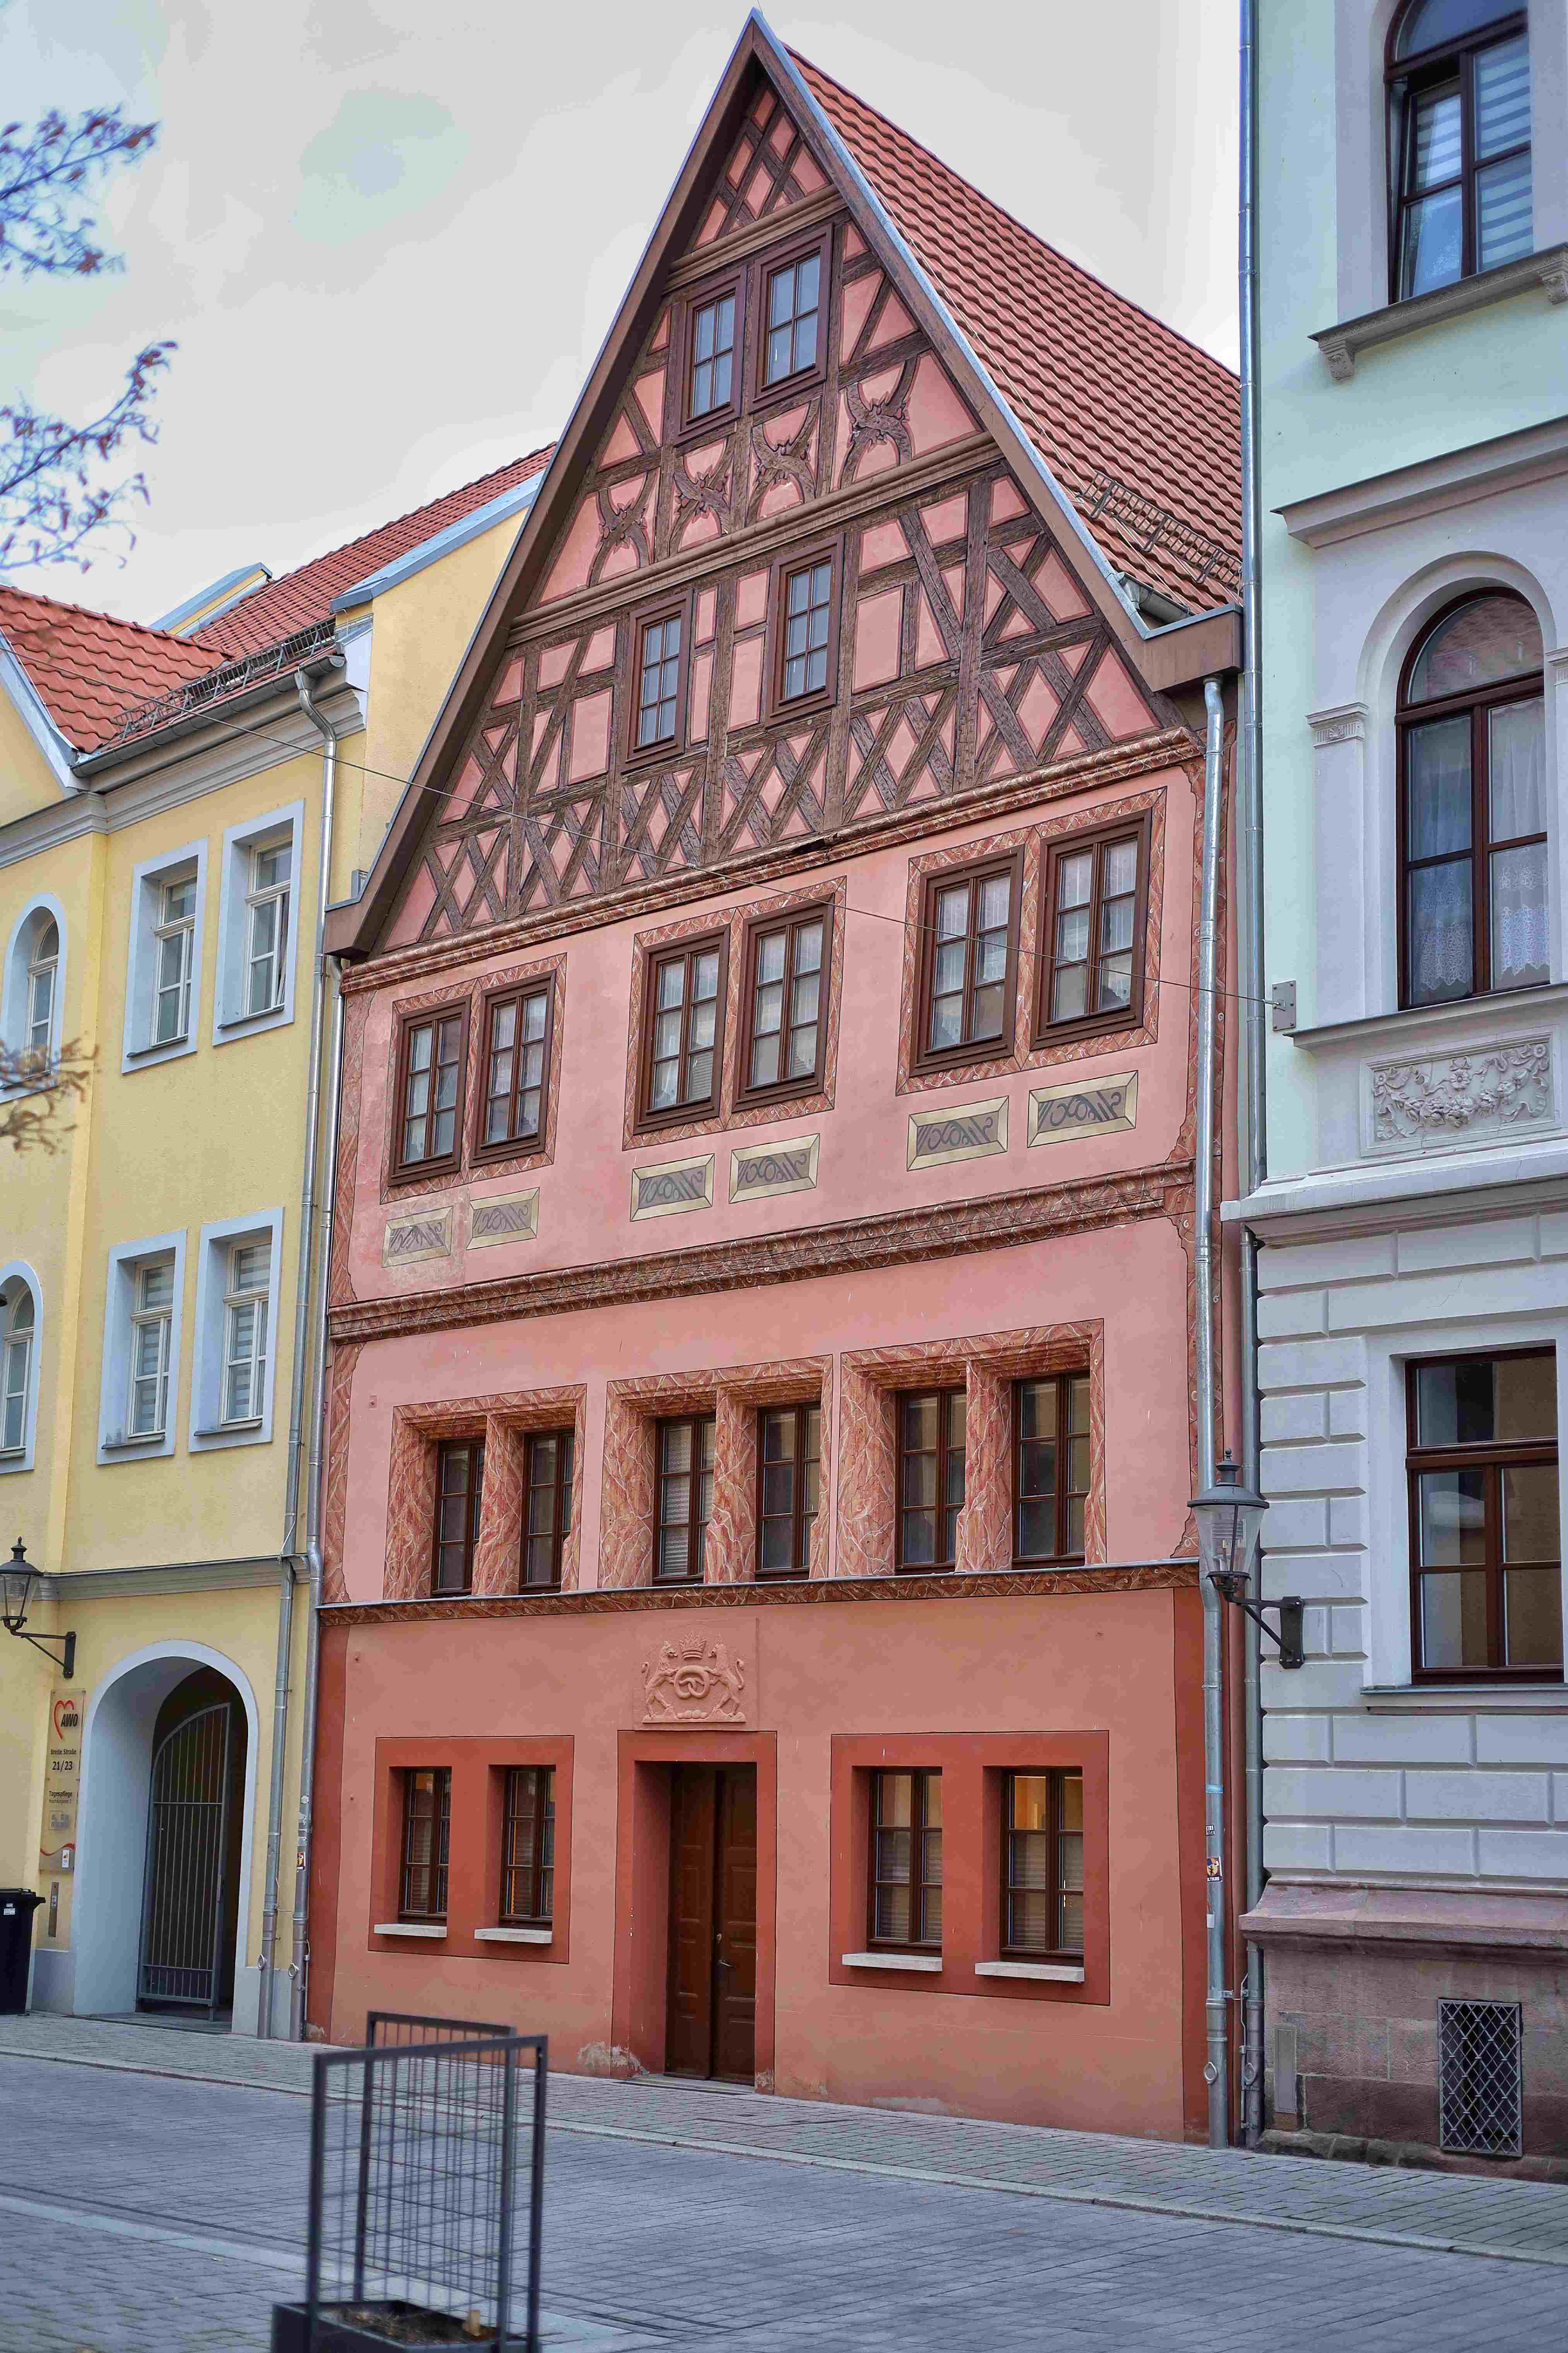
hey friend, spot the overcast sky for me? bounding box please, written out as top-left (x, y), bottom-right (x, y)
top-left (5, 0), bottom-right (1240, 629)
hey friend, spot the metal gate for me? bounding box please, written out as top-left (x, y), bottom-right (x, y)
top-left (137, 1700), bottom-right (233, 2014)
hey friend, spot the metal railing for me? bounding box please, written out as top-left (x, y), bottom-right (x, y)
top-left (296, 2015), bottom-right (547, 2350)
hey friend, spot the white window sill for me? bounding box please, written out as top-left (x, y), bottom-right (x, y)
top-left (372, 1922), bottom-right (447, 1939)
top-left (216, 1004), bottom-right (287, 1034)
top-left (192, 1419), bottom-right (265, 1438)
top-left (974, 1959), bottom-right (1085, 1983)
top-left (474, 1926), bottom-right (553, 1945)
top-left (100, 1434), bottom-right (166, 1453)
top-left (840, 1950), bottom-right (942, 1973)
top-left (1312, 245), bottom-right (1568, 380)
top-left (125, 1036), bottom-right (192, 1062)
top-left (1363, 1684), bottom-right (1568, 1714)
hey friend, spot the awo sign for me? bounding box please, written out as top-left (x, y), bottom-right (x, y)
top-left (39, 1686), bottom-right (84, 1874)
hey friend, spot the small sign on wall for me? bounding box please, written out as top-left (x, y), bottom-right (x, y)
top-left (39, 1687), bottom-right (83, 1876)
top-left (1027, 1070), bottom-right (1138, 1147)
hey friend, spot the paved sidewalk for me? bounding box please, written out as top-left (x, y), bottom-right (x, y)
top-left (3, 2010), bottom-right (1566, 2270)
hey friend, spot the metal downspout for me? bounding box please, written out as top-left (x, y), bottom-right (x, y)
top-left (290, 976), bottom-right (343, 2042)
top-left (1238, 0), bottom-right (1269, 2147)
top-left (1198, 675), bottom-right (1227, 2148)
top-left (259, 665), bottom-right (342, 2038)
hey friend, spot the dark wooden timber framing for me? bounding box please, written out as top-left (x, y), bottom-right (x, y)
top-left (325, 17), bottom-right (1237, 966)
top-left (1033, 809), bottom-right (1153, 1045)
top-left (323, 1555), bottom-right (1202, 1628)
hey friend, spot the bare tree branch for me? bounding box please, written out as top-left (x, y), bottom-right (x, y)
top-left (0, 1038), bottom-right (95, 1155)
top-left (0, 108), bottom-right (157, 279)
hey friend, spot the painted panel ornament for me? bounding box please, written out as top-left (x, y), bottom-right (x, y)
top-left (1028, 1071), bottom-right (1139, 1146)
top-left (1367, 1041), bottom-right (1553, 1153)
top-left (641, 1634), bottom-right (748, 1724)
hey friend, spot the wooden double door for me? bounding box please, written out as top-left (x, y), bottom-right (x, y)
top-left (666, 1764), bottom-right (757, 2081)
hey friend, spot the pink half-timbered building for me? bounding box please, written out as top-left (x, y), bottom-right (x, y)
top-left (308, 19), bottom-right (1245, 2135)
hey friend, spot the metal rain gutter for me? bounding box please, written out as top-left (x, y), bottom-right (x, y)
top-left (1197, 674), bottom-right (1228, 2148)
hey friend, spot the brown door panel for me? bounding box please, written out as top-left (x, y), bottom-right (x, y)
top-left (713, 1766), bottom-right (757, 2082)
top-left (665, 1766), bottom-right (716, 2077)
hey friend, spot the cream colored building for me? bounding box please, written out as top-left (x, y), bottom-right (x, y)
top-left (0, 448), bottom-right (550, 2032)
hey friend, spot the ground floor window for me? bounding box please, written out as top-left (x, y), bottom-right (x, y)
top-left (500, 1765), bottom-right (555, 1925)
top-left (1003, 1769), bottom-right (1084, 1958)
top-left (398, 1767), bottom-right (451, 1920)
top-left (869, 1768), bottom-right (942, 1950)
top-left (1407, 1351), bottom-right (1561, 1678)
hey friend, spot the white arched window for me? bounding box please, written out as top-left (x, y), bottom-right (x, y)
top-left (0, 1267), bottom-right (40, 1471)
top-left (3, 898), bottom-right (67, 1077)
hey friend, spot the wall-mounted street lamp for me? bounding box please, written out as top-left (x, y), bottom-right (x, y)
top-left (2, 1539), bottom-right (75, 1679)
top-left (1190, 1455), bottom-right (1303, 1669)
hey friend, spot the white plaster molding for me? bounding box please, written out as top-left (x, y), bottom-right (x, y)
top-left (1312, 246), bottom-right (1568, 382)
top-left (840, 1951), bottom-right (942, 1972)
top-left (973, 1960), bottom-right (1085, 1982)
top-left (374, 1922), bottom-right (447, 1939)
top-left (1306, 703), bottom-right (1367, 747)
top-left (473, 1925), bottom-right (552, 1944)
top-left (1363, 1038), bottom-right (1555, 1158)
top-left (1282, 419), bottom-right (1568, 550)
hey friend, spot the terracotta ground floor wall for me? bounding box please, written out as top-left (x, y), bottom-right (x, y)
top-left (310, 1583), bottom-right (1208, 2139)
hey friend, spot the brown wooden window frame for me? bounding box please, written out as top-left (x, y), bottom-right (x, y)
top-left (736, 898), bottom-right (834, 1108)
top-left (398, 1766), bottom-right (451, 1921)
top-left (1001, 1767), bottom-right (1084, 1961)
top-left (1033, 813), bottom-right (1152, 1045)
top-left (431, 1435), bottom-right (485, 1596)
top-left (765, 536), bottom-right (843, 720)
top-left (755, 1398), bottom-right (822, 1580)
top-left (653, 1411), bottom-right (716, 1585)
top-left (624, 590), bottom-right (693, 768)
top-left (896, 1386), bottom-right (966, 1575)
top-left (472, 975), bottom-right (554, 1164)
top-left (672, 264), bottom-right (746, 443)
top-left (391, 999), bottom-right (470, 1182)
top-left (1385, 5), bottom-right (1530, 305)
top-left (912, 849), bottom-right (1024, 1076)
top-left (1011, 1373), bottom-right (1092, 1568)
top-left (520, 1426), bottom-right (574, 1592)
top-left (1396, 593), bottom-right (1547, 1011)
top-left (1406, 1348), bottom-right (1561, 1683)
top-left (752, 225), bottom-right (832, 405)
top-left (636, 929), bottom-right (729, 1132)
top-left (499, 1763), bottom-right (556, 1926)
top-left (867, 1766), bottom-right (943, 1953)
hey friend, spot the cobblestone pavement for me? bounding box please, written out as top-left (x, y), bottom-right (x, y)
top-left (2, 2020), bottom-right (1566, 2350)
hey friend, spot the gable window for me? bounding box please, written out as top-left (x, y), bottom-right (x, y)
top-left (522, 1428), bottom-right (574, 1590)
top-left (396, 1005), bottom-right (468, 1175)
top-left (1408, 1351), bottom-right (1560, 1678)
top-left (1003, 1770), bottom-right (1084, 1958)
top-left (433, 1436), bottom-right (485, 1595)
top-left (128, 1259), bottom-right (175, 1440)
top-left (635, 610), bottom-right (683, 751)
top-left (243, 843), bottom-right (290, 1017)
top-left (739, 904), bottom-right (830, 1101)
top-left (1014, 1375), bottom-right (1091, 1565)
top-left (689, 291), bottom-right (736, 419)
top-left (398, 1768), bottom-right (451, 1921)
top-left (641, 937), bottom-right (726, 1124)
top-left (477, 981), bottom-right (552, 1156)
top-left (1398, 592), bottom-right (1546, 1006)
top-left (917, 854), bottom-right (1021, 1068)
top-left (757, 1401), bottom-right (821, 1577)
top-left (1, 1286), bottom-right (34, 1457)
top-left (781, 560), bottom-right (832, 700)
top-left (153, 876), bottom-right (197, 1047)
top-left (763, 247), bottom-right (822, 385)
top-left (24, 919), bottom-right (58, 1067)
top-left (1388, 2), bottom-right (1531, 301)
top-left (869, 1769), bottom-right (942, 1950)
top-left (655, 1412), bottom-right (715, 1583)
top-left (221, 1241), bottom-right (269, 1426)
top-left (500, 1765), bottom-right (555, 1926)
top-left (897, 1389), bottom-right (965, 1572)
top-left (1037, 820), bottom-right (1150, 1039)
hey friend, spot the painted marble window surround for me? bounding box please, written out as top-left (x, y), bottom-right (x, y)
top-left (621, 878), bottom-right (846, 1149)
top-left (380, 952), bottom-right (566, 1200)
top-left (895, 792), bottom-right (1167, 1098)
top-left (383, 1386), bottom-right (589, 1600)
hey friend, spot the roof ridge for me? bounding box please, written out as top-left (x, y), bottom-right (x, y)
top-left (788, 47), bottom-right (1237, 394)
top-left (0, 580), bottom-right (200, 649)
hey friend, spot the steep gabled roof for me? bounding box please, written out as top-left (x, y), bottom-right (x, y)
top-left (796, 57), bottom-right (1240, 614)
top-left (0, 586), bottom-right (215, 756)
top-left (186, 447), bottom-right (557, 659)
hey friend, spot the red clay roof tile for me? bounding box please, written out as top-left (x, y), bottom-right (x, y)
top-left (0, 587), bottom-right (216, 756)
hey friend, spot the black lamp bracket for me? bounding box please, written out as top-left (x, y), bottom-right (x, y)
top-left (5, 1624), bottom-right (76, 1679)
top-left (1208, 1570), bottom-right (1305, 1671)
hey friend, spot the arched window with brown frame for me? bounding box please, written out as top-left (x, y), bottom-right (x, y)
top-left (1386, 0), bottom-right (1531, 302)
top-left (1397, 590), bottom-right (1547, 1007)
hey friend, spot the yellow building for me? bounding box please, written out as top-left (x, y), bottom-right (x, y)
top-left (0, 448), bottom-right (551, 2033)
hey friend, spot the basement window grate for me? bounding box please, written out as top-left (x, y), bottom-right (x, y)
top-left (1438, 1999), bottom-right (1523, 2158)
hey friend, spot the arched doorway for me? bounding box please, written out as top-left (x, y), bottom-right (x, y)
top-left (72, 1642), bottom-right (260, 2030)
top-left (138, 1669), bottom-right (248, 2016)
